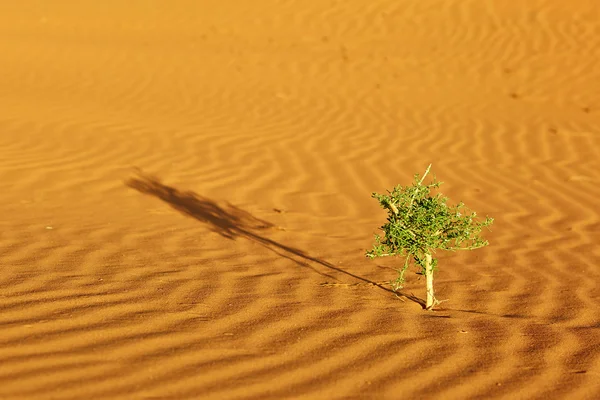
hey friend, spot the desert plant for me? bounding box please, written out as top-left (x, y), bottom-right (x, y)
top-left (366, 164), bottom-right (494, 310)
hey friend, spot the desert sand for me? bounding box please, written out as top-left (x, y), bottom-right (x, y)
top-left (1, 1), bottom-right (599, 399)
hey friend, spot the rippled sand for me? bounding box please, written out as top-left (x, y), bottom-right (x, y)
top-left (1, 1), bottom-right (599, 399)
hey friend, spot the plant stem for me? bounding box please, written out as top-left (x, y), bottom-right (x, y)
top-left (425, 253), bottom-right (435, 310)
top-left (418, 164), bottom-right (432, 186)
top-left (407, 163), bottom-right (432, 216)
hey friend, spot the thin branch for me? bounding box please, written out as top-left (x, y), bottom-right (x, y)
top-left (444, 243), bottom-right (488, 251)
top-left (417, 163), bottom-right (432, 186)
top-left (407, 163), bottom-right (432, 216)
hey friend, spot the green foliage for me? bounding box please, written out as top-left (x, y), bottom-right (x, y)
top-left (366, 165), bottom-right (494, 291)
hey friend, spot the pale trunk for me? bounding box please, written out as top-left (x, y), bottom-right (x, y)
top-left (425, 253), bottom-right (435, 310)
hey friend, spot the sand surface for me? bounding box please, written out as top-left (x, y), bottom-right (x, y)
top-left (1, 1), bottom-right (600, 399)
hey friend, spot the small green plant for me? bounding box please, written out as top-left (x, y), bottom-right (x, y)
top-left (366, 164), bottom-right (494, 310)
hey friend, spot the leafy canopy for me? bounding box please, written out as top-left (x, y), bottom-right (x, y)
top-left (366, 165), bottom-right (493, 290)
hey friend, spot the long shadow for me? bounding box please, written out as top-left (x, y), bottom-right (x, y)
top-left (125, 170), bottom-right (426, 308)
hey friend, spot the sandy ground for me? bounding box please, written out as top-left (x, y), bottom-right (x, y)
top-left (1, 1), bottom-right (600, 399)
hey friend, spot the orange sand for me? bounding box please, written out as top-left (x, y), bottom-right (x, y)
top-left (1, 1), bottom-right (599, 399)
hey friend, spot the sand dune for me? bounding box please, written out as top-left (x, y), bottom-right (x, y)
top-left (1, 0), bottom-right (599, 399)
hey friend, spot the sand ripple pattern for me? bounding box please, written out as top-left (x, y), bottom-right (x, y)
top-left (1, 0), bottom-right (600, 399)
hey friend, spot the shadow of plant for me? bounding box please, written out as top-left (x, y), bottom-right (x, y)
top-left (125, 169), bottom-right (426, 308)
